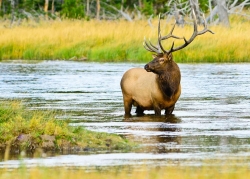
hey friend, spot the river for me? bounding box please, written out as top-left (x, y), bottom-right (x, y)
top-left (0, 60), bottom-right (250, 168)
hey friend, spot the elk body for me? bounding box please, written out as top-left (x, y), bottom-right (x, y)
top-left (121, 9), bottom-right (213, 117)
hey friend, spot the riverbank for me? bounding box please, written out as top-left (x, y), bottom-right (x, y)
top-left (0, 16), bottom-right (249, 63)
top-left (0, 101), bottom-right (135, 155)
top-left (0, 160), bottom-right (249, 179)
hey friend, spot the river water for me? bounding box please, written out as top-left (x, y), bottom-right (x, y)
top-left (0, 60), bottom-right (250, 168)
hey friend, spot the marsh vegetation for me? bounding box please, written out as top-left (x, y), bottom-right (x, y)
top-left (0, 16), bottom-right (249, 62)
top-left (1, 160), bottom-right (250, 179)
top-left (0, 1), bottom-right (250, 177)
top-left (0, 100), bottom-right (134, 154)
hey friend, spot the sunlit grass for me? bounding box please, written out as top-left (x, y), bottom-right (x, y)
top-left (0, 16), bottom-right (249, 62)
top-left (0, 100), bottom-right (134, 152)
top-left (0, 160), bottom-right (250, 179)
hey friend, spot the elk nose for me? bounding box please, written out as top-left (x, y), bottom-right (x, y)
top-left (144, 64), bottom-right (151, 72)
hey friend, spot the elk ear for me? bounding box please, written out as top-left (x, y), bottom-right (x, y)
top-left (167, 53), bottom-right (173, 61)
top-left (152, 54), bottom-right (157, 58)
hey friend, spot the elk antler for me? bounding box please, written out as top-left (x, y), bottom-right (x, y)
top-left (143, 14), bottom-right (183, 54)
top-left (143, 8), bottom-right (214, 54)
top-left (167, 9), bottom-right (214, 53)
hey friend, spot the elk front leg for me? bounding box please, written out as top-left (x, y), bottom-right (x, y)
top-left (165, 104), bottom-right (175, 115)
top-left (154, 105), bottom-right (161, 116)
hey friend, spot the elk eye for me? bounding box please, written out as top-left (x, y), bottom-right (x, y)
top-left (159, 58), bottom-right (165, 63)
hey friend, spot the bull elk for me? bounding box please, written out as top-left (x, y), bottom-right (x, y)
top-left (120, 9), bottom-right (214, 117)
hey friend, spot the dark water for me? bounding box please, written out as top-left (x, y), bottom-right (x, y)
top-left (0, 60), bottom-right (250, 168)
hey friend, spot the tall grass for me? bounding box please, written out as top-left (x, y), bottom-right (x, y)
top-left (0, 100), bottom-right (134, 152)
top-left (0, 16), bottom-right (250, 62)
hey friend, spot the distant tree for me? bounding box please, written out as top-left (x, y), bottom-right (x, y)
top-left (96, 0), bottom-right (100, 19)
top-left (191, 0), bottom-right (203, 24)
top-left (44, 0), bottom-right (49, 19)
top-left (61, 0), bottom-right (85, 19)
top-left (0, 0), bottom-right (249, 23)
top-left (141, 0), bottom-right (153, 16)
top-left (86, 0), bottom-right (90, 16)
top-left (138, 0), bottom-right (142, 8)
top-left (215, 0), bottom-right (230, 27)
top-left (0, 0), bottom-right (2, 14)
top-left (10, 0), bottom-right (15, 24)
top-left (206, 0), bottom-right (250, 27)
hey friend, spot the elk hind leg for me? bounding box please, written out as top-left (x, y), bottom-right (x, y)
top-left (135, 106), bottom-right (144, 116)
top-left (123, 97), bottom-right (133, 117)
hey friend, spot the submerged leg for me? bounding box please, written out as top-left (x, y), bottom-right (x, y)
top-left (165, 104), bottom-right (175, 115)
top-left (135, 106), bottom-right (144, 116)
top-left (154, 106), bottom-right (161, 116)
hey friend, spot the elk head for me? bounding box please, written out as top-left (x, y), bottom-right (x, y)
top-left (144, 9), bottom-right (214, 74)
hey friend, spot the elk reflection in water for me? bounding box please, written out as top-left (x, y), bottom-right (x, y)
top-left (123, 114), bottom-right (182, 153)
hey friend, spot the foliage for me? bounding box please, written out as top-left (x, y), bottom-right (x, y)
top-left (1, 0), bottom-right (249, 22)
top-left (141, 0), bottom-right (154, 16)
top-left (0, 16), bottom-right (249, 62)
top-left (0, 160), bottom-right (250, 179)
top-left (0, 100), bottom-right (135, 151)
top-left (61, 0), bottom-right (85, 19)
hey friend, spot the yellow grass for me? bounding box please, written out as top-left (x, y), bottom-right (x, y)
top-left (0, 161), bottom-right (249, 179)
top-left (0, 17), bottom-right (250, 62)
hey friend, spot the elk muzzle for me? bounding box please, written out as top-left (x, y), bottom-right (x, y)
top-left (144, 64), bottom-right (152, 72)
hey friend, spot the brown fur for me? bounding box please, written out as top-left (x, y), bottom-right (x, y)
top-left (120, 53), bottom-right (181, 117)
top-left (121, 8), bottom-right (213, 117)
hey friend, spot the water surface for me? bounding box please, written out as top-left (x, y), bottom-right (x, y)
top-left (0, 60), bottom-right (249, 167)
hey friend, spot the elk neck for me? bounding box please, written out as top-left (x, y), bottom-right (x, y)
top-left (156, 61), bottom-right (181, 98)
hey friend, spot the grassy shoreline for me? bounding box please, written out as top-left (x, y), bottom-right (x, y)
top-left (0, 17), bottom-right (249, 63)
top-left (0, 101), bottom-right (135, 155)
top-left (0, 160), bottom-right (250, 179)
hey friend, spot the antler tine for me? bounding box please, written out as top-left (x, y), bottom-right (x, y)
top-left (157, 14), bottom-right (167, 54)
top-left (169, 8), bottom-right (214, 53)
top-left (169, 41), bottom-right (175, 52)
top-left (143, 41), bottom-right (156, 53)
top-left (149, 40), bottom-right (159, 51)
top-left (161, 21), bottom-right (184, 41)
top-left (143, 37), bottom-right (161, 53)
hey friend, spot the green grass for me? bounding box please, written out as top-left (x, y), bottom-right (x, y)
top-left (0, 16), bottom-right (250, 62)
top-left (0, 159), bottom-right (250, 179)
top-left (0, 100), bottom-right (135, 153)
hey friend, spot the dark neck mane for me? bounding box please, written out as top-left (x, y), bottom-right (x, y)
top-left (157, 65), bottom-right (180, 98)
